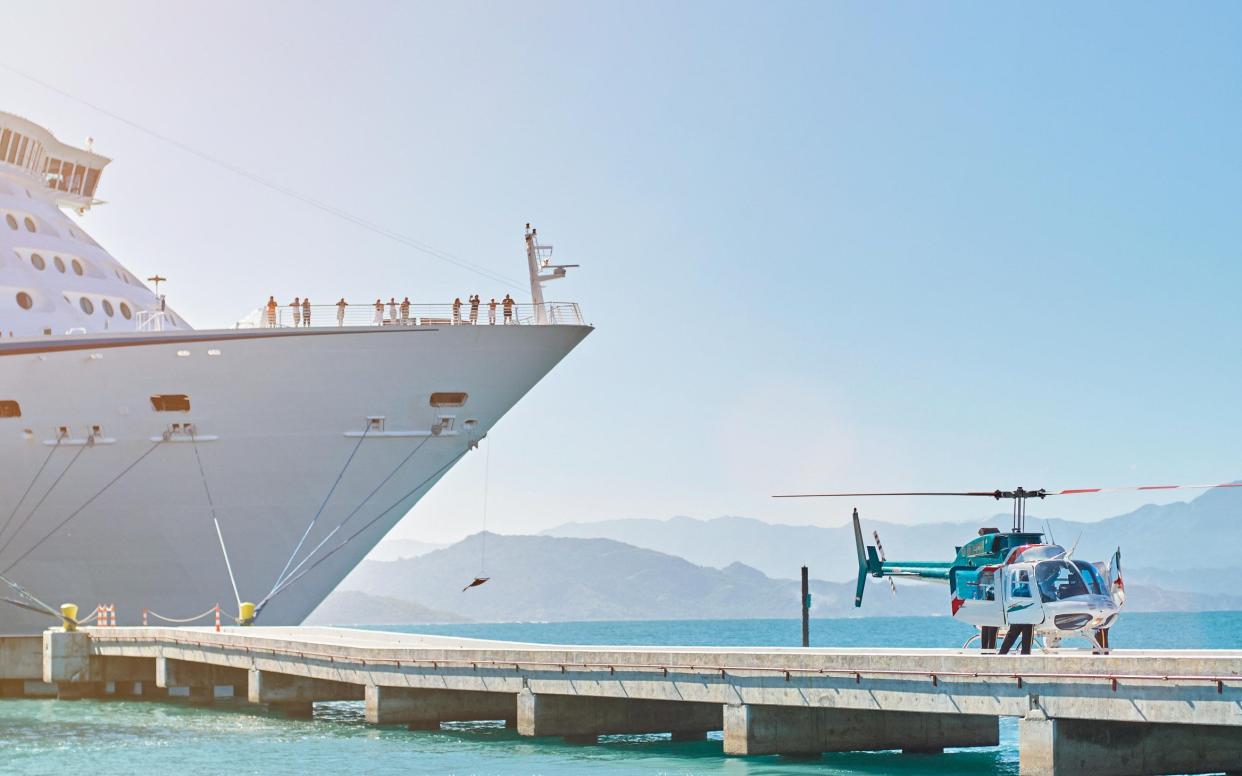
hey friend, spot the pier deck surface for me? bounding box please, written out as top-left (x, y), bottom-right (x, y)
top-left (7, 627), bottom-right (1242, 775)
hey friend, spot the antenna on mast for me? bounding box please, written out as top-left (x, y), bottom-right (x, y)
top-left (525, 224), bottom-right (578, 325)
top-left (147, 275), bottom-right (167, 296)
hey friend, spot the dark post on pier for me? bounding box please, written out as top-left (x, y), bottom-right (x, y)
top-left (800, 565), bottom-right (810, 647)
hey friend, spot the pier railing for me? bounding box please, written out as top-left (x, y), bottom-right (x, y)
top-left (234, 301), bottom-right (583, 329)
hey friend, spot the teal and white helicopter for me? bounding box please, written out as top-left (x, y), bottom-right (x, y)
top-left (777, 483), bottom-right (1240, 654)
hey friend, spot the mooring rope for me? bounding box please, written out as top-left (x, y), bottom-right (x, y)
top-left (256, 444), bottom-right (472, 617)
top-left (1, 440), bottom-right (164, 576)
top-left (0, 430), bottom-right (65, 548)
top-left (189, 429), bottom-right (242, 612)
top-left (0, 439), bottom-right (89, 563)
top-left (0, 571), bottom-right (61, 619)
top-left (268, 422), bottom-right (372, 596)
top-left (265, 436), bottom-right (433, 600)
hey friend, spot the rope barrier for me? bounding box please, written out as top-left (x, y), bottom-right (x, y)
top-left (142, 604), bottom-right (221, 624)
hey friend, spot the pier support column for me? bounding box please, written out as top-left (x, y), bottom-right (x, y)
top-left (1019, 710), bottom-right (1242, 776)
top-left (365, 685), bottom-right (516, 728)
top-left (43, 630), bottom-right (94, 699)
top-left (247, 669), bottom-right (363, 707)
top-left (517, 690), bottom-right (721, 743)
top-left (155, 656), bottom-right (247, 703)
top-left (723, 704), bottom-right (998, 756)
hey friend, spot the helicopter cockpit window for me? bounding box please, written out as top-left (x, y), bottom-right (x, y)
top-left (1073, 560), bottom-right (1107, 596)
top-left (1010, 569), bottom-right (1031, 598)
top-left (1036, 561), bottom-right (1089, 602)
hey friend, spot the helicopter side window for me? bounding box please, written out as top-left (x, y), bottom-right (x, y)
top-left (978, 569), bottom-right (996, 600)
top-left (1010, 569), bottom-right (1031, 599)
top-left (1036, 561), bottom-right (1089, 602)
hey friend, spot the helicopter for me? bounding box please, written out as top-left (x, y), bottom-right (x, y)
top-left (775, 482), bottom-right (1241, 654)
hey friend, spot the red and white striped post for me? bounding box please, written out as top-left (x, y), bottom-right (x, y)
top-left (109, 604), bottom-right (116, 627)
top-left (214, 604), bottom-right (221, 632)
top-left (142, 608), bottom-right (148, 626)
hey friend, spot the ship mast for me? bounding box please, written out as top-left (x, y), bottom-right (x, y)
top-left (525, 224), bottom-right (577, 325)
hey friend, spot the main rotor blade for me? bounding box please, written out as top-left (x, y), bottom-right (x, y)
top-left (773, 492), bottom-right (1001, 499)
top-left (1051, 482), bottom-right (1242, 496)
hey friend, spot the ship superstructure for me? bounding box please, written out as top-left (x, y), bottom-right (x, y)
top-left (0, 112), bottom-right (590, 634)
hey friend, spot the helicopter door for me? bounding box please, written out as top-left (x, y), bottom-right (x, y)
top-left (1002, 564), bottom-right (1043, 625)
top-left (1106, 548), bottom-right (1126, 607)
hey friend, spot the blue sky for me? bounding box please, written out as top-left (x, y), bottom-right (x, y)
top-left (5, 2), bottom-right (1241, 542)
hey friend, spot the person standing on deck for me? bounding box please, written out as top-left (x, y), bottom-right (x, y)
top-left (388, 297), bottom-right (398, 324)
top-left (302, 297), bottom-right (312, 326)
top-left (502, 293), bottom-right (514, 324)
top-left (469, 294), bottom-right (480, 325)
top-left (291, 297), bottom-right (301, 327)
top-left (400, 296), bottom-right (411, 324)
top-left (373, 298), bottom-right (384, 325)
top-left (488, 297), bottom-right (497, 325)
top-left (266, 296), bottom-right (278, 327)
top-left (452, 297), bottom-right (463, 325)
top-left (336, 298), bottom-right (348, 326)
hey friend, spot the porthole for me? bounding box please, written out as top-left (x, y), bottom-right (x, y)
top-left (15, 291), bottom-right (32, 310)
top-left (72, 258), bottom-right (83, 276)
top-left (23, 217), bottom-right (35, 233)
top-left (30, 254), bottom-right (45, 271)
top-left (79, 297), bottom-right (94, 315)
top-left (102, 299), bottom-right (114, 317)
top-left (119, 302), bottom-right (132, 320)
top-left (53, 256), bottom-right (65, 273)
top-left (4, 214), bottom-right (16, 230)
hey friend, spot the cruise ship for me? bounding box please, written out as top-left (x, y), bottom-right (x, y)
top-left (0, 112), bottom-right (590, 634)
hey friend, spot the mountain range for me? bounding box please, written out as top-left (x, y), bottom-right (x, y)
top-left (541, 487), bottom-right (1242, 593)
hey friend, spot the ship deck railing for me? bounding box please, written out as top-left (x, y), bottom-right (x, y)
top-left (233, 301), bottom-right (583, 329)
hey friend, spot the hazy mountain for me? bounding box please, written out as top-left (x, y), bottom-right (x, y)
top-left (543, 487), bottom-right (1242, 587)
top-left (305, 590), bottom-right (467, 626)
top-left (364, 538), bottom-right (448, 562)
top-left (330, 533), bottom-right (1242, 623)
top-left (339, 533), bottom-right (949, 621)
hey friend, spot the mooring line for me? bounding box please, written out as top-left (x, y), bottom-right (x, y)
top-left (1, 440), bottom-right (164, 575)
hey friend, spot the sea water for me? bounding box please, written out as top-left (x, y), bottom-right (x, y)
top-left (2, 611), bottom-right (1238, 776)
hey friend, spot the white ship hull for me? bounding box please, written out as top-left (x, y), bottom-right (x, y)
top-left (0, 322), bottom-right (590, 633)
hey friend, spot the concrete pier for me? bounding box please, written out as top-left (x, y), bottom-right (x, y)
top-left (7, 626), bottom-right (1242, 775)
top-left (723, 704), bottom-right (998, 756)
top-left (517, 690), bottom-right (721, 742)
top-left (366, 685), bottom-right (515, 728)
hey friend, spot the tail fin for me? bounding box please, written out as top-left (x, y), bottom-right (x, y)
top-left (853, 508), bottom-right (868, 607)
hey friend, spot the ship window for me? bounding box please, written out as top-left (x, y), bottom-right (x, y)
top-left (84, 168), bottom-right (101, 199)
top-left (30, 253), bottom-right (45, 271)
top-left (0, 400), bottom-right (20, 418)
top-left (16, 291), bottom-right (32, 310)
top-left (23, 217), bottom-right (35, 233)
top-left (102, 299), bottom-right (114, 317)
top-left (0, 129), bottom-right (9, 159)
top-left (4, 214), bottom-right (15, 230)
top-left (53, 255), bottom-right (65, 273)
top-left (429, 392), bottom-right (468, 407)
top-left (119, 302), bottom-right (132, 320)
top-left (151, 394), bottom-right (191, 412)
top-left (79, 297), bottom-right (94, 315)
top-left (71, 258), bottom-right (83, 276)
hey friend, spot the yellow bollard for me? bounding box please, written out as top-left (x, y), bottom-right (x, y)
top-left (238, 602), bottom-right (255, 625)
top-left (60, 603), bottom-right (78, 632)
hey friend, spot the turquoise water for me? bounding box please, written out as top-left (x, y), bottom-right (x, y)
top-left (2, 612), bottom-right (1238, 775)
